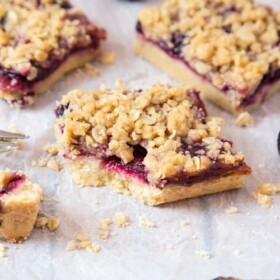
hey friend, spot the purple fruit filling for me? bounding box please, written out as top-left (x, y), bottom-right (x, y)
top-left (0, 173), bottom-right (26, 198)
top-left (0, 16), bottom-right (106, 96)
top-left (103, 141), bottom-right (250, 188)
top-left (136, 22), bottom-right (280, 109)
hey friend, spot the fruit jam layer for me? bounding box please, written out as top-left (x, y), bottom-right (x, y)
top-left (136, 23), bottom-right (280, 108)
top-left (0, 173), bottom-right (26, 198)
top-left (103, 144), bottom-right (250, 188)
top-left (0, 12), bottom-right (106, 95)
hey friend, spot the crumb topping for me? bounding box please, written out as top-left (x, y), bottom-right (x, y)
top-left (0, 0), bottom-right (105, 80)
top-left (137, 0), bottom-right (280, 94)
top-left (56, 83), bottom-right (246, 184)
top-left (253, 183), bottom-right (280, 208)
top-left (236, 112), bottom-right (254, 127)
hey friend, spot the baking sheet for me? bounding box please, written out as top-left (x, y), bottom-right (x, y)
top-left (0, 0), bottom-right (280, 279)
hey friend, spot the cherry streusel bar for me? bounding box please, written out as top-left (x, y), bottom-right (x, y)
top-left (54, 83), bottom-right (251, 205)
top-left (134, 0), bottom-right (280, 114)
top-left (0, 0), bottom-right (106, 107)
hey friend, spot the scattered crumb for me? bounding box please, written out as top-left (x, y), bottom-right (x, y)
top-left (0, 243), bottom-right (6, 258)
top-left (36, 213), bottom-right (60, 232)
top-left (38, 158), bottom-right (48, 167)
top-left (166, 244), bottom-right (174, 251)
top-left (76, 234), bottom-right (89, 242)
top-left (66, 241), bottom-right (77, 251)
top-left (225, 206), bottom-right (238, 214)
top-left (47, 158), bottom-right (63, 171)
top-left (97, 218), bottom-right (112, 231)
top-left (66, 235), bottom-right (101, 253)
top-left (35, 217), bottom-right (48, 228)
top-left (192, 234), bottom-right (198, 240)
top-left (99, 51), bottom-right (116, 64)
top-left (114, 212), bottom-right (129, 228)
top-left (43, 143), bottom-right (59, 156)
top-left (139, 217), bottom-right (156, 228)
top-left (47, 217), bottom-right (60, 231)
top-left (253, 183), bottom-right (280, 208)
top-left (180, 220), bottom-right (189, 227)
top-left (98, 230), bottom-right (110, 240)
top-left (236, 112), bottom-right (254, 128)
top-left (233, 249), bottom-right (241, 256)
top-left (196, 250), bottom-right (210, 259)
top-left (31, 160), bottom-right (37, 167)
top-left (80, 63), bottom-right (101, 77)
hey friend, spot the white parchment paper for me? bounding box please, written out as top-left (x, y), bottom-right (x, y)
top-left (0, 1), bottom-right (280, 279)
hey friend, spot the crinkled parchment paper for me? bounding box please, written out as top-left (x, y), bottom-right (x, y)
top-left (0, 0), bottom-right (280, 279)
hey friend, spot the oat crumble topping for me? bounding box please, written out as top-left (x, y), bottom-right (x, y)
top-left (0, 0), bottom-right (105, 81)
top-left (137, 0), bottom-right (280, 95)
top-left (56, 83), bottom-right (247, 184)
top-left (253, 183), bottom-right (280, 208)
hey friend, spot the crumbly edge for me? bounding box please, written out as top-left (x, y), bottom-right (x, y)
top-left (55, 83), bottom-right (247, 184)
top-left (0, 47), bottom-right (100, 107)
top-left (0, 1), bottom-right (105, 80)
top-left (137, 0), bottom-right (280, 94)
top-left (0, 171), bottom-right (43, 242)
top-left (134, 34), bottom-right (280, 114)
top-left (66, 157), bottom-right (247, 206)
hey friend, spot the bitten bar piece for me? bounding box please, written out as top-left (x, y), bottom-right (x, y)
top-left (54, 83), bottom-right (251, 205)
top-left (134, 0), bottom-right (280, 114)
top-left (0, 171), bottom-right (42, 242)
top-left (0, 0), bottom-right (106, 107)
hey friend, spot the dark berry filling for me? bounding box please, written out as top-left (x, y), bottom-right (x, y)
top-left (240, 68), bottom-right (280, 108)
top-left (55, 103), bottom-right (70, 118)
top-left (0, 173), bottom-right (26, 198)
top-left (102, 141), bottom-right (250, 188)
top-left (0, 16), bottom-right (106, 96)
top-left (136, 22), bottom-right (280, 109)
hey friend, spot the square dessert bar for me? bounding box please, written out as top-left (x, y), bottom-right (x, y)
top-left (0, 171), bottom-right (42, 242)
top-left (54, 83), bottom-right (251, 205)
top-left (134, 0), bottom-right (280, 114)
top-left (0, 0), bottom-right (106, 107)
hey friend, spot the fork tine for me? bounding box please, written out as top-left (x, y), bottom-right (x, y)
top-left (0, 146), bottom-right (13, 153)
top-left (0, 141), bottom-right (19, 148)
top-left (0, 130), bottom-right (29, 140)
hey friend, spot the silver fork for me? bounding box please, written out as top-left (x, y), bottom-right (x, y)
top-left (0, 130), bottom-right (29, 153)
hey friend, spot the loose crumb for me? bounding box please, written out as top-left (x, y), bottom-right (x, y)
top-left (166, 244), bottom-right (174, 251)
top-left (0, 243), bottom-right (7, 258)
top-left (66, 235), bottom-right (101, 253)
top-left (253, 183), bottom-right (280, 208)
top-left (47, 217), bottom-right (60, 231)
top-left (180, 220), bottom-right (189, 227)
top-left (139, 217), bottom-right (156, 228)
top-left (225, 206), bottom-right (238, 214)
top-left (43, 143), bottom-right (59, 156)
top-left (192, 234), bottom-right (198, 240)
top-left (97, 218), bottom-right (112, 231)
top-left (236, 112), bottom-right (254, 128)
top-left (98, 230), bottom-right (110, 240)
top-left (76, 234), bottom-right (89, 242)
top-left (114, 212), bottom-right (129, 228)
top-left (99, 51), bottom-right (116, 64)
top-left (233, 249), bottom-right (241, 256)
top-left (80, 63), bottom-right (101, 77)
top-left (46, 158), bottom-right (63, 171)
top-left (35, 217), bottom-right (48, 228)
top-left (196, 250), bottom-right (210, 259)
